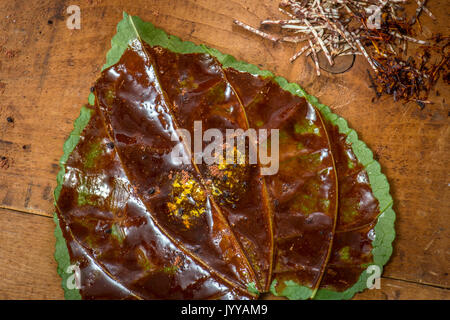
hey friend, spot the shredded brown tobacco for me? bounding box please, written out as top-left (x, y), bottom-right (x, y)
top-left (234, 0), bottom-right (449, 107)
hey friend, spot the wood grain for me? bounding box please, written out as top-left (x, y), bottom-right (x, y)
top-left (0, 208), bottom-right (63, 299)
top-left (354, 278), bottom-right (450, 300)
top-left (0, 0), bottom-right (448, 298)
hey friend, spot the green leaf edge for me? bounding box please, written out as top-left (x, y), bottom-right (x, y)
top-left (53, 12), bottom-right (395, 300)
top-left (247, 282), bottom-right (260, 296)
top-left (53, 105), bottom-right (93, 300)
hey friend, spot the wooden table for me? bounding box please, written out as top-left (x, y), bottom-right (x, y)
top-left (0, 0), bottom-right (448, 300)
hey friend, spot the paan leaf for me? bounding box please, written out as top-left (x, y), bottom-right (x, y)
top-left (54, 12), bottom-right (395, 300)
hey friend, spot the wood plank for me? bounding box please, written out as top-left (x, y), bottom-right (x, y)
top-left (0, 208), bottom-right (64, 299)
top-left (354, 278), bottom-right (450, 300)
top-left (0, 0), bottom-right (448, 292)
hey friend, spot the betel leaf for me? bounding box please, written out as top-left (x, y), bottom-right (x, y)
top-left (53, 13), bottom-right (395, 300)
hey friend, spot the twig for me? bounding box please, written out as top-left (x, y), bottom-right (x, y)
top-left (261, 19), bottom-right (302, 25)
top-left (390, 31), bottom-right (430, 45)
top-left (308, 39), bottom-right (321, 76)
top-left (354, 35), bottom-right (378, 72)
top-left (233, 20), bottom-right (280, 42)
top-left (290, 44), bottom-right (310, 62)
top-left (282, 35), bottom-right (313, 43)
top-left (412, 0), bottom-right (436, 23)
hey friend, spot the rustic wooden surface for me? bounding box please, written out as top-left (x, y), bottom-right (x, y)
top-left (0, 0), bottom-right (448, 299)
